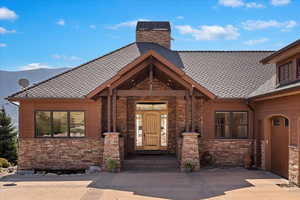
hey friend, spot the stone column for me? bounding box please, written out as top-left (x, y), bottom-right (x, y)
top-left (103, 132), bottom-right (121, 171)
top-left (289, 146), bottom-right (299, 185)
top-left (181, 132), bottom-right (200, 171)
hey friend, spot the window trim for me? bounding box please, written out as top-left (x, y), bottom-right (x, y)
top-left (34, 110), bottom-right (86, 138)
top-left (215, 111), bottom-right (249, 139)
top-left (278, 62), bottom-right (292, 84)
top-left (297, 58), bottom-right (300, 79)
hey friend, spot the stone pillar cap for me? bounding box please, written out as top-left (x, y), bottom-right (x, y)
top-left (182, 132), bottom-right (200, 136)
top-left (103, 132), bottom-right (120, 136)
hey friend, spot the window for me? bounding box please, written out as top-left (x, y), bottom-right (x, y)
top-left (297, 59), bottom-right (300, 79)
top-left (160, 114), bottom-right (167, 146)
top-left (215, 111), bottom-right (248, 139)
top-left (272, 118), bottom-right (281, 126)
top-left (36, 111), bottom-right (51, 137)
top-left (136, 102), bottom-right (167, 111)
top-left (35, 111), bottom-right (85, 137)
top-left (135, 114), bottom-right (143, 147)
top-left (278, 62), bottom-right (292, 83)
top-left (70, 112), bottom-right (85, 137)
top-left (53, 112), bottom-right (68, 137)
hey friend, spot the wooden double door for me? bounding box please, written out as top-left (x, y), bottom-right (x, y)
top-left (136, 110), bottom-right (167, 150)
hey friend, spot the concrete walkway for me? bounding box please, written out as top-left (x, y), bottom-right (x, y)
top-left (1, 168), bottom-right (300, 200)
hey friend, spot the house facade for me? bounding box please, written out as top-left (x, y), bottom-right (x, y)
top-left (7, 21), bottom-right (300, 185)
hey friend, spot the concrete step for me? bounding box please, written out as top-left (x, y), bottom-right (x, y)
top-left (123, 155), bottom-right (179, 172)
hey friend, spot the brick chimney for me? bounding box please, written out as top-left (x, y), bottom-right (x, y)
top-left (136, 21), bottom-right (171, 49)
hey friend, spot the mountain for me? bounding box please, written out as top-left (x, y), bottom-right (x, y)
top-left (0, 68), bottom-right (70, 128)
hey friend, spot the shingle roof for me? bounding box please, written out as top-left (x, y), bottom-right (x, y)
top-left (136, 21), bottom-right (171, 31)
top-left (9, 42), bottom-right (296, 99)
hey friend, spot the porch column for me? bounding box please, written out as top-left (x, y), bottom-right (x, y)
top-left (107, 89), bottom-right (111, 132)
top-left (112, 89), bottom-right (117, 132)
top-left (185, 91), bottom-right (190, 132)
top-left (289, 145), bottom-right (299, 185)
top-left (181, 132), bottom-right (200, 171)
top-left (103, 132), bottom-right (121, 171)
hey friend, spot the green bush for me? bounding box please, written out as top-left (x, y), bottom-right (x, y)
top-left (106, 159), bottom-right (119, 172)
top-left (0, 107), bottom-right (17, 164)
top-left (0, 158), bottom-right (10, 168)
top-left (183, 160), bottom-right (194, 170)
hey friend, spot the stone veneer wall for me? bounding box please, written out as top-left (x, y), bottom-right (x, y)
top-left (289, 146), bottom-right (299, 185)
top-left (136, 30), bottom-right (171, 49)
top-left (181, 133), bottom-right (200, 171)
top-left (261, 140), bottom-right (266, 169)
top-left (18, 138), bottom-right (104, 170)
top-left (199, 139), bottom-right (253, 166)
top-left (177, 138), bottom-right (253, 166)
top-left (103, 133), bottom-right (121, 171)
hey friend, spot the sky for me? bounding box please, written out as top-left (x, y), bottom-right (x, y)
top-left (0, 0), bottom-right (299, 71)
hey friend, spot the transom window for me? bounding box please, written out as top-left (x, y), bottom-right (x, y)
top-left (35, 111), bottom-right (85, 137)
top-left (215, 111), bottom-right (248, 139)
top-left (278, 62), bottom-right (292, 83)
top-left (136, 102), bottom-right (167, 111)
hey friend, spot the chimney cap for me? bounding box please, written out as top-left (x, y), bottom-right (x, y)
top-left (136, 21), bottom-right (171, 32)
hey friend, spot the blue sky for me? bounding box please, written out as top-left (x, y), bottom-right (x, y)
top-left (0, 0), bottom-right (299, 71)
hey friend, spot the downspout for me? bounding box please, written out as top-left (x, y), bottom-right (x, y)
top-left (246, 100), bottom-right (257, 167)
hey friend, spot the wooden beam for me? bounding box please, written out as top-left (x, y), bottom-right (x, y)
top-left (149, 64), bottom-right (153, 92)
top-left (111, 60), bottom-right (151, 89)
top-left (185, 91), bottom-right (190, 132)
top-left (98, 90), bottom-right (204, 97)
top-left (112, 89), bottom-right (117, 132)
top-left (117, 90), bottom-right (187, 97)
top-left (154, 61), bottom-right (192, 91)
top-left (191, 94), bottom-right (195, 132)
top-left (107, 89), bottom-right (112, 132)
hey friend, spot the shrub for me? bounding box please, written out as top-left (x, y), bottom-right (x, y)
top-left (0, 158), bottom-right (10, 168)
top-left (0, 107), bottom-right (17, 164)
top-left (183, 160), bottom-right (194, 171)
top-left (106, 159), bottom-right (119, 172)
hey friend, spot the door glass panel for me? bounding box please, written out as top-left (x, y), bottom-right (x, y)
top-left (161, 114), bottom-right (167, 146)
top-left (136, 114), bottom-right (143, 147)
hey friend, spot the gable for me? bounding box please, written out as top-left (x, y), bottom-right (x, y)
top-left (87, 50), bottom-right (216, 99)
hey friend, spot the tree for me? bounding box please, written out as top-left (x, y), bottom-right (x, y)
top-left (0, 106), bottom-right (17, 164)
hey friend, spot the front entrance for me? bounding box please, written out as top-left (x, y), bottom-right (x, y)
top-left (135, 102), bottom-right (168, 150)
top-left (270, 116), bottom-right (289, 178)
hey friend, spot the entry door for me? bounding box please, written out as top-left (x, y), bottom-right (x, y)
top-left (143, 112), bottom-right (161, 150)
top-left (271, 117), bottom-right (289, 178)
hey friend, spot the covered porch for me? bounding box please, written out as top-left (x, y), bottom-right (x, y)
top-left (89, 51), bottom-right (214, 171)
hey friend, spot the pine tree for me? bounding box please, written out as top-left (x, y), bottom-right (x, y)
top-left (0, 107), bottom-right (17, 164)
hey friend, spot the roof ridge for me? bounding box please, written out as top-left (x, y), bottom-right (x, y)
top-left (8, 42), bottom-right (136, 99)
top-left (176, 50), bottom-right (276, 53)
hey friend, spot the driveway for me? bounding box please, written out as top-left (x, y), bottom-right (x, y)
top-left (1, 168), bottom-right (300, 200)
